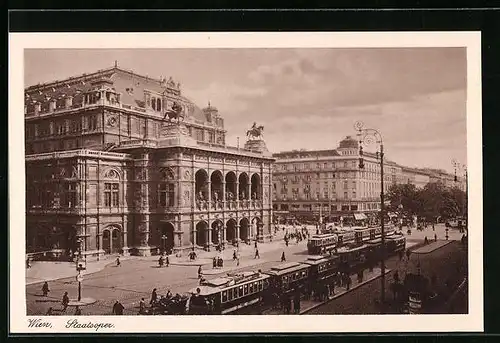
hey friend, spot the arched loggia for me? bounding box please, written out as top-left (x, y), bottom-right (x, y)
top-left (238, 173), bottom-right (249, 200)
top-left (251, 173), bottom-right (261, 200)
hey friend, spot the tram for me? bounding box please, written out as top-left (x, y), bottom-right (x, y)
top-left (181, 232), bottom-right (405, 315)
top-left (307, 224), bottom-right (397, 255)
top-left (187, 271), bottom-right (271, 315)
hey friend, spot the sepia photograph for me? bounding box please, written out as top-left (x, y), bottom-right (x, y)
top-left (9, 32), bottom-right (483, 333)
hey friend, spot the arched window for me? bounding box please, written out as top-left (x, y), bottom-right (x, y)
top-left (157, 98), bottom-right (162, 112)
top-left (151, 97), bottom-right (156, 110)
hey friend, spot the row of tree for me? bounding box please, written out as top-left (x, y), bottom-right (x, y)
top-left (386, 182), bottom-right (467, 221)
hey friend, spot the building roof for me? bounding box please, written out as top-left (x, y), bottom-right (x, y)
top-left (272, 149), bottom-right (340, 159)
top-left (338, 136), bottom-right (359, 149)
top-left (25, 66), bottom-right (209, 123)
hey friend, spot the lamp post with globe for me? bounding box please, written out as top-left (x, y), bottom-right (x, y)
top-left (355, 120), bottom-right (387, 311)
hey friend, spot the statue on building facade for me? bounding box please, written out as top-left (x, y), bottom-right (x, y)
top-left (162, 101), bottom-right (184, 122)
top-left (246, 122), bottom-right (264, 140)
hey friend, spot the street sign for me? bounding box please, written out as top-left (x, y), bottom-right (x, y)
top-left (76, 273), bottom-right (84, 282)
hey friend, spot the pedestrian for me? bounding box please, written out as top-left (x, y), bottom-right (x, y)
top-left (150, 288), bottom-right (158, 306)
top-left (406, 249), bottom-right (411, 261)
top-left (285, 296), bottom-right (292, 314)
top-left (213, 257), bottom-right (217, 269)
top-left (46, 307), bottom-right (53, 315)
top-left (233, 250), bottom-right (237, 261)
top-left (112, 300), bottom-right (124, 315)
top-left (281, 251), bottom-right (286, 262)
top-left (158, 256), bottom-right (164, 268)
top-left (434, 233), bottom-right (438, 242)
top-left (293, 294), bottom-right (301, 314)
top-left (74, 306), bottom-right (82, 315)
top-left (255, 241), bottom-right (258, 249)
top-left (237, 255), bottom-right (240, 266)
top-left (255, 248), bottom-right (260, 259)
top-left (198, 265), bottom-right (202, 279)
top-left (432, 223), bottom-right (435, 231)
top-left (165, 255), bottom-right (169, 267)
top-left (61, 291), bottom-right (70, 312)
top-left (346, 275), bottom-right (352, 291)
top-left (116, 256), bottom-right (121, 267)
top-left (26, 258), bottom-right (31, 269)
top-left (139, 298), bottom-right (146, 314)
top-left (424, 236), bottom-right (429, 245)
top-left (42, 281), bottom-right (50, 297)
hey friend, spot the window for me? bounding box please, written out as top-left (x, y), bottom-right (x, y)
top-left (104, 183), bottom-right (119, 207)
top-left (70, 119), bottom-right (81, 134)
top-left (62, 183), bottom-right (77, 208)
top-left (343, 181), bottom-right (348, 190)
top-left (222, 291), bottom-right (228, 302)
top-left (159, 183), bottom-right (175, 207)
top-left (344, 191), bottom-right (348, 199)
top-left (244, 284), bottom-right (249, 295)
top-left (324, 162), bottom-right (328, 169)
top-left (38, 122), bottom-right (51, 137)
top-left (88, 115), bottom-right (98, 131)
top-left (317, 163), bottom-right (321, 170)
top-left (352, 181), bottom-right (356, 189)
top-left (41, 184), bottom-right (54, 208)
top-left (56, 121), bottom-right (66, 135)
top-left (196, 129), bottom-right (204, 142)
top-left (151, 97), bottom-right (156, 110)
top-left (157, 98), bottom-right (162, 112)
top-left (344, 162), bottom-right (348, 168)
top-left (208, 131), bottom-right (215, 143)
top-left (238, 286), bottom-right (243, 297)
top-left (353, 191), bottom-right (356, 199)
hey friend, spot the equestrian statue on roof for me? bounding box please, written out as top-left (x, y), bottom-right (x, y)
top-left (246, 122), bottom-right (264, 140)
top-left (163, 101), bottom-right (185, 122)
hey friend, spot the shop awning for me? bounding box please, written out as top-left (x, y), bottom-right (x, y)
top-left (354, 213), bottom-right (367, 220)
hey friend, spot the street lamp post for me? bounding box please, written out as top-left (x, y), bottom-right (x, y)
top-left (452, 159), bottom-right (468, 233)
top-left (75, 238), bottom-right (86, 301)
top-left (355, 121), bottom-right (387, 310)
top-left (161, 235), bottom-right (167, 254)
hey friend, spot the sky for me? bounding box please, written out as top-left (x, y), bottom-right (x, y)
top-left (24, 48), bottom-right (467, 173)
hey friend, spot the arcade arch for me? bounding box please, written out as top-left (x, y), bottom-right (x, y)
top-left (238, 173), bottom-right (249, 200)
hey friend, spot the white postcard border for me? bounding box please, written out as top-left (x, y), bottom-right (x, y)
top-left (9, 31), bottom-right (483, 333)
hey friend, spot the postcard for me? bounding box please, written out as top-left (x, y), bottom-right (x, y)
top-left (9, 31), bottom-right (483, 333)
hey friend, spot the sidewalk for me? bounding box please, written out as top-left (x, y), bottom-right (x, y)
top-left (25, 255), bottom-right (134, 285)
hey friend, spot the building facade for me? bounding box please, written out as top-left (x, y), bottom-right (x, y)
top-left (272, 136), bottom-right (463, 220)
top-left (25, 65), bottom-right (274, 259)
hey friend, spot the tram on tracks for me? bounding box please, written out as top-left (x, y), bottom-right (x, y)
top-left (307, 224), bottom-right (398, 255)
top-left (172, 231), bottom-right (406, 315)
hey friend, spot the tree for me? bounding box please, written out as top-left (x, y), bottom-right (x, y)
top-left (386, 183), bottom-right (420, 216)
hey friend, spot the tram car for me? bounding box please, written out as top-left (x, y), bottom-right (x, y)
top-left (302, 255), bottom-right (340, 296)
top-left (187, 271), bottom-right (271, 315)
top-left (307, 233), bottom-right (338, 255)
top-left (307, 224), bottom-right (397, 255)
top-left (264, 262), bottom-right (310, 295)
